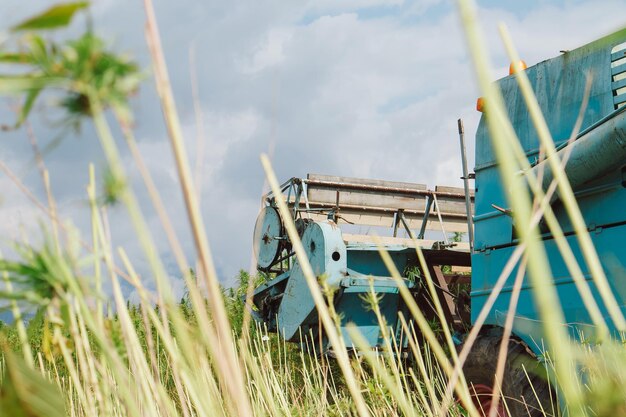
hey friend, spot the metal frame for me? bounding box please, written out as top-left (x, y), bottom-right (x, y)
top-left (263, 175), bottom-right (473, 235)
top-left (259, 174), bottom-right (474, 275)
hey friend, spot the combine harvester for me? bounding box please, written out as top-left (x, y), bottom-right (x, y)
top-left (251, 29), bottom-right (626, 416)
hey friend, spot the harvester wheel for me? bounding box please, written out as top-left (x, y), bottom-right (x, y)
top-left (460, 333), bottom-right (553, 417)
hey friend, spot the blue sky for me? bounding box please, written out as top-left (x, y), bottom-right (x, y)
top-left (0, 0), bottom-right (624, 299)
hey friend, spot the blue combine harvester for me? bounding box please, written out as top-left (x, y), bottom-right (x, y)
top-left (252, 29), bottom-right (626, 416)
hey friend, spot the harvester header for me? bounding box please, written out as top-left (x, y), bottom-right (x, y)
top-left (252, 174), bottom-right (473, 347)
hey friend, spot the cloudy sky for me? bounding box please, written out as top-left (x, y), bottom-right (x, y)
top-left (0, 0), bottom-right (624, 297)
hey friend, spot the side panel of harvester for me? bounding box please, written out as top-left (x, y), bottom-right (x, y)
top-left (472, 30), bottom-right (626, 351)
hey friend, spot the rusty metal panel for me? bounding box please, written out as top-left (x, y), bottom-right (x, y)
top-left (434, 185), bottom-right (474, 196)
top-left (306, 174), bottom-right (427, 211)
top-left (434, 185), bottom-right (474, 216)
top-left (307, 173), bottom-right (427, 190)
top-left (307, 188), bottom-right (427, 211)
top-left (289, 174), bottom-right (473, 233)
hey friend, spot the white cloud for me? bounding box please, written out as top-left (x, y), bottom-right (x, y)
top-left (305, 0), bottom-right (405, 14)
top-left (237, 29), bottom-right (294, 74)
top-left (476, 1), bottom-right (626, 69)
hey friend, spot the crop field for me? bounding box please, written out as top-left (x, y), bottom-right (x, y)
top-left (0, 2), bottom-right (625, 417)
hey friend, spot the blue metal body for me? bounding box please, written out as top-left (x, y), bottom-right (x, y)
top-left (472, 30), bottom-right (626, 353)
top-left (253, 223), bottom-right (416, 349)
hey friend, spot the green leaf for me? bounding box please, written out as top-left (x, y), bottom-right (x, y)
top-left (0, 76), bottom-right (66, 94)
top-left (0, 53), bottom-right (33, 64)
top-left (11, 2), bottom-right (89, 32)
top-left (15, 87), bottom-right (41, 128)
top-left (0, 348), bottom-right (66, 417)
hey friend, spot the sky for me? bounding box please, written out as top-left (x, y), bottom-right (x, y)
top-left (0, 0), bottom-right (624, 300)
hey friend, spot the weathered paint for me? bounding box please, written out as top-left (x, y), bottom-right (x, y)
top-left (252, 206), bottom-right (283, 269)
top-left (472, 28), bottom-right (626, 353)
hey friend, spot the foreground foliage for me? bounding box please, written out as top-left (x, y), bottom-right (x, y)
top-left (0, 2), bottom-right (625, 417)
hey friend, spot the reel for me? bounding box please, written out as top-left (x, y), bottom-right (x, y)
top-left (252, 206), bottom-right (283, 271)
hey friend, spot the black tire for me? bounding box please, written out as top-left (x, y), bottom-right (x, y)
top-left (460, 332), bottom-right (554, 417)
